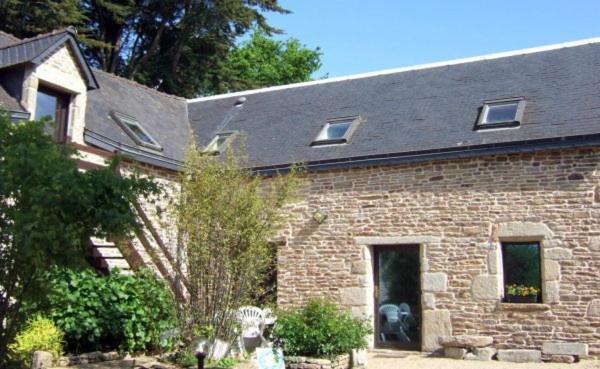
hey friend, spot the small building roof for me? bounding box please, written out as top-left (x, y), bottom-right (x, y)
top-left (0, 28), bottom-right (98, 90)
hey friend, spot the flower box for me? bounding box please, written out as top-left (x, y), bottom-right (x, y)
top-left (506, 294), bottom-right (538, 303)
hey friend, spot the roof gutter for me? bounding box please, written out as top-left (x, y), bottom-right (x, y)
top-left (84, 129), bottom-right (183, 171)
top-left (252, 134), bottom-right (600, 176)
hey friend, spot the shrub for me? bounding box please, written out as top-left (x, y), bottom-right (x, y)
top-left (9, 316), bottom-right (64, 367)
top-left (37, 267), bottom-right (176, 353)
top-left (272, 299), bottom-right (371, 358)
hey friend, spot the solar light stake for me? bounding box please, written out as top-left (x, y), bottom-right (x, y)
top-left (195, 351), bottom-right (205, 369)
top-left (195, 340), bottom-right (207, 369)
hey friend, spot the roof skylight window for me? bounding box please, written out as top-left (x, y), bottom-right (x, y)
top-left (204, 132), bottom-right (235, 154)
top-left (476, 98), bottom-right (526, 130)
top-left (312, 116), bottom-right (361, 146)
top-left (111, 111), bottom-right (162, 151)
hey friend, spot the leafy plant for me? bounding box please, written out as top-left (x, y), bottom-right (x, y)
top-left (36, 267), bottom-right (176, 353)
top-left (272, 299), bottom-right (372, 359)
top-left (506, 284), bottom-right (540, 297)
top-left (211, 357), bottom-right (240, 369)
top-left (0, 112), bottom-right (158, 365)
top-left (175, 145), bottom-right (299, 347)
top-left (169, 349), bottom-right (198, 368)
top-left (9, 316), bottom-right (64, 367)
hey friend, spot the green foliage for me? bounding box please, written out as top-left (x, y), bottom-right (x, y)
top-left (506, 284), bottom-right (540, 297)
top-left (215, 30), bottom-right (322, 93)
top-left (176, 145), bottom-right (299, 346)
top-left (272, 299), bottom-right (372, 358)
top-left (211, 357), bottom-right (240, 369)
top-left (0, 0), bottom-right (297, 97)
top-left (9, 316), bottom-right (64, 367)
top-left (170, 349), bottom-right (198, 368)
top-left (36, 267), bottom-right (177, 353)
top-left (0, 0), bottom-right (85, 38)
top-left (0, 111), bottom-right (158, 365)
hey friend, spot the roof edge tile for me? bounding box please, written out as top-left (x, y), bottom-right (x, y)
top-left (188, 37), bottom-right (600, 103)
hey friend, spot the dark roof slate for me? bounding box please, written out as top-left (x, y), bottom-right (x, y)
top-left (85, 70), bottom-right (191, 164)
top-left (0, 31), bottom-right (20, 48)
top-left (187, 40), bottom-right (600, 170)
top-left (0, 83), bottom-right (25, 112)
top-left (0, 29), bottom-right (98, 89)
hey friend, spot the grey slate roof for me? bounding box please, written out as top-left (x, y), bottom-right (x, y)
top-left (187, 40), bottom-right (600, 171)
top-left (0, 31), bottom-right (20, 48)
top-left (0, 29), bottom-right (98, 89)
top-left (85, 70), bottom-right (190, 168)
top-left (0, 83), bottom-right (25, 113)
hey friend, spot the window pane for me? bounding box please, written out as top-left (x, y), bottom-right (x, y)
top-left (35, 90), bottom-right (58, 121)
top-left (125, 122), bottom-right (155, 145)
top-left (485, 103), bottom-right (518, 123)
top-left (502, 243), bottom-right (541, 289)
top-left (206, 133), bottom-right (231, 152)
top-left (324, 121), bottom-right (351, 140)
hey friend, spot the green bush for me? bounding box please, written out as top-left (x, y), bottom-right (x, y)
top-left (9, 316), bottom-right (64, 367)
top-left (36, 267), bottom-right (176, 353)
top-left (272, 299), bottom-right (371, 358)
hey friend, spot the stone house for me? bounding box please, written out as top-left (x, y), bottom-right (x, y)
top-left (0, 29), bottom-right (598, 359)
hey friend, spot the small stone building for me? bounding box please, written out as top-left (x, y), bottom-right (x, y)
top-left (0, 29), bottom-right (598, 358)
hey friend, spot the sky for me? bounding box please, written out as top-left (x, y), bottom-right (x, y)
top-left (265, 0), bottom-right (600, 78)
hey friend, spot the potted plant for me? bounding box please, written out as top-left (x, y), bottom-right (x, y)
top-left (505, 284), bottom-right (540, 303)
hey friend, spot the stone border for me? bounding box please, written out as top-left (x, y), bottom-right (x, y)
top-left (285, 354), bottom-right (350, 369)
top-left (471, 222), bottom-right (562, 304)
top-left (57, 351), bottom-right (121, 366)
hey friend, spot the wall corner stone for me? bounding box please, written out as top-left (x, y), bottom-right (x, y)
top-left (423, 272), bottom-right (447, 292)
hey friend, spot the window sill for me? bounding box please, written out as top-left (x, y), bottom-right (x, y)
top-left (497, 302), bottom-right (550, 312)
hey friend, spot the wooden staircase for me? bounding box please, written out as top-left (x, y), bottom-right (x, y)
top-left (87, 237), bottom-right (132, 274)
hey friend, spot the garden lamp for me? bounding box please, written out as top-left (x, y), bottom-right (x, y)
top-left (195, 341), bottom-right (207, 369)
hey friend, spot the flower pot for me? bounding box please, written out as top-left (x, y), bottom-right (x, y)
top-left (506, 294), bottom-right (538, 303)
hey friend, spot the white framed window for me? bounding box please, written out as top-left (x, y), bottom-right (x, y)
top-left (311, 116), bottom-right (361, 146)
top-left (110, 111), bottom-right (162, 151)
top-left (476, 98), bottom-right (526, 130)
top-left (204, 132), bottom-right (235, 154)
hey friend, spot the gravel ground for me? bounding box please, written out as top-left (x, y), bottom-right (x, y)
top-left (367, 352), bottom-right (600, 369)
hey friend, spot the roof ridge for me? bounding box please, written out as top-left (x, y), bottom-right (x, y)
top-left (188, 36), bottom-right (600, 103)
top-left (0, 30), bottom-right (21, 43)
top-left (93, 68), bottom-right (186, 101)
top-left (0, 28), bottom-right (70, 52)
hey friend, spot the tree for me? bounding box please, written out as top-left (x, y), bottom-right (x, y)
top-left (0, 0), bottom-right (85, 38)
top-left (212, 30), bottom-right (322, 94)
top-left (0, 112), bottom-right (159, 367)
top-left (175, 145), bottom-right (298, 348)
top-left (0, 0), bottom-right (291, 97)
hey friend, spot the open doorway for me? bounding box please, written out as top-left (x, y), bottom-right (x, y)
top-left (373, 245), bottom-right (421, 350)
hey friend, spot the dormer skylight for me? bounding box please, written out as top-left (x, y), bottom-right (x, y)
top-left (204, 132), bottom-right (235, 154)
top-left (111, 111), bottom-right (162, 151)
top-left (476, 98), bottom-right (526, 130)
top-left (311, 116), bottom-right (361, 146)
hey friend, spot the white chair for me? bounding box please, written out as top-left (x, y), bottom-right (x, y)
top-left (236, 306), bottom-right (266, 353)
top-left (378, 304), bottom-right (411, 343)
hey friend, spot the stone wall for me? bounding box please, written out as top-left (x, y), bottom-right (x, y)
top-left (277, 148), bottom-right (600, 356)
top-left (118, 161), bottom-right (185, 296)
